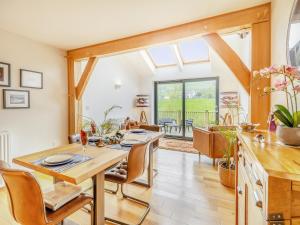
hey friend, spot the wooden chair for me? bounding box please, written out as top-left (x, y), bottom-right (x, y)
top-left (68, 134), bottom-right (80, 144)
top-left (139, 124), bottom-right (160, 150)
top-left (0, 160), bottom-right (93, 225)
top-left (105, 143), bottom-right (150, 225)
top-left (125, 121), bottom-right (140, 130)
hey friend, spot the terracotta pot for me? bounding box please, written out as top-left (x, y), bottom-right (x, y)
top-left (218, 161), bottom-right (235, 189)
top-left (276, 126), bottom-right (300, 146)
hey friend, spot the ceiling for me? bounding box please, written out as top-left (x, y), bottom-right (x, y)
top-left (0, 0), bottom-right (269, 50)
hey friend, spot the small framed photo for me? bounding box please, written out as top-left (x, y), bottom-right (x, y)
top-left (3, 89), bottom-right (30, 109)
top-left (20, 69), bottom-right (43, 89)
top-left (0, 62), bottom-right (11, 87)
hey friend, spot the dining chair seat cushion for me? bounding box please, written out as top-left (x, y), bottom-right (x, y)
top-left (105, 161), bottom-right (128, 183)
top-left (46, 194), bottom-right (93, 225)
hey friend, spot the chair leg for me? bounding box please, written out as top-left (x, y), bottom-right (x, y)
top-left (198, 152), bottom-right (201, 162)
top-left (213, 158), bottom-right (216, 166)
top-left (105, 184), bottom-right (151, 225)
top-left (90, 202), bottom-right (94, 225)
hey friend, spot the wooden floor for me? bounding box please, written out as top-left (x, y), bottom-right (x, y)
top-left (0, 149), bottom-right (235, 225)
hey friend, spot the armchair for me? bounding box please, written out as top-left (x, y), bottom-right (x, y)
top-left (193, 126), bottom-right (236, 166)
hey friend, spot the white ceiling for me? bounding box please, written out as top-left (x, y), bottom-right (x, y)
top-left (0, 0), bottom-right (269, 50)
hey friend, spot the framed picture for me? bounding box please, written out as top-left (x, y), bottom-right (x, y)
top-left (0, 62), bottom-right (11, 87)
top-left (220, 91), bottom-right (239, 108)
top-left (3, 89), bottom-right (30, 109)
top-left (20, 69), bottom-right (43, 89)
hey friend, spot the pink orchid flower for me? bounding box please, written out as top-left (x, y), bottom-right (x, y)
top-left (268, 66), bottom-right (278, 73)
top-left (294, 85), bottom-right (300, 93)
top-left (274, 79), bottom-right (288, 91)
top-left (285, 65), bottom-right (299, 78)
top-left (253, 70), bottom-right (260, 78)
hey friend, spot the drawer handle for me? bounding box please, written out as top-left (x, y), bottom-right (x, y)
top-left (252, 169), bottom-right (263, 187)
top-left (237, 186), bottom-right (242, 195)
top-left (254, 190), bottom-right (263, 208)
top-left (238, 153), bottom-right (243, 158)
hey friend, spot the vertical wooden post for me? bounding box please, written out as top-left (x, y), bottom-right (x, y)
top-left (67, 58), bottom-right (76, 135)
top-left (251, 21), bottom-right (271, 129)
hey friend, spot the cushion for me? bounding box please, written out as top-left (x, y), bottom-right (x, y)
top-left (105, 161), bottom-right (128, 183)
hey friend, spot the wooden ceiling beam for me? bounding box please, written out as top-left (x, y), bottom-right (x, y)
top-left (67, 3), bottom-right (270, 60)
top-left (203, 33), bottom-right (251, 94)
top-left (251, 21), bottom-right (271, 129)
top-left (75, 57), bottom-right (98, 100)
top-left (67, 58), bottom-right (76, 135)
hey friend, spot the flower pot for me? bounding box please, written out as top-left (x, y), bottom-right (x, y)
top-left (218, 161), bottom-right (235, 189)
top-left (276, 126), bottom-right (300, 146)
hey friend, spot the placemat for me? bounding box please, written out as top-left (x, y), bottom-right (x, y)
top-left (32, 154), bottom-right (93, 173)
top-left (108, 144), bottom-right (131, 151)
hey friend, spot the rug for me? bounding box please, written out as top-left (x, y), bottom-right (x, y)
top-left (159, 138), bottom-right (198, 154)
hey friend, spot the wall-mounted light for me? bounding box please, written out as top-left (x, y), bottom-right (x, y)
top-left (114, 80), bottom-right (122, 89)
top-left (237, 29), bottom-right (249, 39)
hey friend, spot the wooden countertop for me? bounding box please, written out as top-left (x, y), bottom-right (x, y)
top-left (238, 131), bottom-right (300, 181)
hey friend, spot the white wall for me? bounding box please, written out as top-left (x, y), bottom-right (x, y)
top-left (271, 0), bottom-right (295, 107)
top-left (82, 54), bottom-right (141, 125)
top-left (0, 29), bottom-right (67, 160)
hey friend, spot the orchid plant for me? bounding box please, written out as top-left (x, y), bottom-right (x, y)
top-left (253, 65), bottom-right (300, 128)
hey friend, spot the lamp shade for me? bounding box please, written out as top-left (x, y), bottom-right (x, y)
top-left (136, 95), bottom-right (150, 107)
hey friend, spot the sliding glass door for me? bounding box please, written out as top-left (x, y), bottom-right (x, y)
top-left (155, 78), bottom-right (219, 139)
top-left (155, 81), bottom-right (183, 137)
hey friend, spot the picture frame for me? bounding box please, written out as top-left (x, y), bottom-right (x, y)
top-left (0, 62), bottom-right (11, 87)
top-left (3, 89), bottom-right (30, 109)
top-left (20, 69), bottom-right (43, 89)
top-left (220, 91), bottom-right (239, 108)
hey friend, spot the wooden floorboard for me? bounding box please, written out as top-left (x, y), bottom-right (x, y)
top-left (0, 149), bottom-right (235, 225)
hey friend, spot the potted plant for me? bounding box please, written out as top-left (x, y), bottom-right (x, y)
top-left (253, 65), bottom-right (300, 146)
top-left (218, 128), bottom-right (237, 189)
top-left (80, 105), bottom-right (122, 135)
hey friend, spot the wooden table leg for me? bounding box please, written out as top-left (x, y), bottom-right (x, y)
top-left (93, 171), bottom-right (105, 225)
top-left (133, 142), bottom-right (154, 188)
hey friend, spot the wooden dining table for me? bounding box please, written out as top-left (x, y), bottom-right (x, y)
top-left (12, 130), bottom-right (164, 225)
top-left (13, 144), bottom-right (128, 225)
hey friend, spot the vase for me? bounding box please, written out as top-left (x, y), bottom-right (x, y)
top-left (276, 125), bottom-right (300, 146)
top-left (218, 161), bottom-right (235, 189)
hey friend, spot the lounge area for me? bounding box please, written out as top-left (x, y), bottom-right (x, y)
top-left (0, 1), bottom-right (300, 225)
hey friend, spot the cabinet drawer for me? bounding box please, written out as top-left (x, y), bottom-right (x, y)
top-left (291, 181), bottom-right (300, 217)
top-left (267, 221), bottom-right (290, 225)
top-left (238, 147), bottom-right (264, 194)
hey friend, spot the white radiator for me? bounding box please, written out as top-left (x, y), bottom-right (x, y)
top-left (0, 131), bottom-right (10, 187)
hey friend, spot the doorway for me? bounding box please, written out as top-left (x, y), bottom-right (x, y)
top-left (154, 77), bottom-right (219, 139)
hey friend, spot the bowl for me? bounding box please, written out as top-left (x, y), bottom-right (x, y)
top-left (239, 123), bottom-right (260, 132)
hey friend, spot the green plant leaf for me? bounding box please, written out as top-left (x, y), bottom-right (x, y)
top-left (293, 111), bottom-right (300, 127)
top-left (274, 104), bottom-right (294, 125)
top-left (274, 110), bottom-right (293, 127)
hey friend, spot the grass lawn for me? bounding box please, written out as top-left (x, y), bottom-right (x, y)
top-left (158, 98), bottom-right (216, 112)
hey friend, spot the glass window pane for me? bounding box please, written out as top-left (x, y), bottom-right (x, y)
top-left (147, 45), bottom-right (177, 67)
top-left (178, 39), bottom-right (209, 63)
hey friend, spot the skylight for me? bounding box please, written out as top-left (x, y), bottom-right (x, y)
top-left (178, 39), bottom-right (210, 64)
top-left (147, 45), bottom-right (177, 67)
